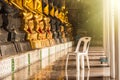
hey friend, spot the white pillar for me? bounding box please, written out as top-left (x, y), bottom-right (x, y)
top-left (103, 0), bottom-right (110, 65)
top-left (103, 0), bottom-right (115, 78)
top-left (114, 0), bottom-right (120, 79)
top-left (109, 0), bottom-right (115, 78)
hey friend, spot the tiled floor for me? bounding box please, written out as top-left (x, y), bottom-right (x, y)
top-left (2, 57), bottom-right (111, 80)
top-left (27, 56), bottom-right (111, 80)
top-left (2, 47), bottom-right (115, 80)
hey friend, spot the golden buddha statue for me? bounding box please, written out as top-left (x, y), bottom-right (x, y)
top-left (23, 12), bottom-right (39, 49)
top-left (23, 12), bottom-right (33, 33)
top-left (38, 21), bottom-right (48, 48)
top-left (34, 14), bottom-right (43, 48)
top-left (67, 24), bottom-right (73, 41)
top-left (24, 20), bottom-right (37, 40)
top-left (44, 17), bottom-right (55, 46)
top-left (34, 14), bottom-right (49, 48)
top-left (36, 21), bottom-right (44, 39)
top-left (61, 26), bottom-right (67, 42)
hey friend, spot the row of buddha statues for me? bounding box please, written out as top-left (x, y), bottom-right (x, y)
top-left (23, 12), bottom-right (68, 49)
top-left (0, 0), bottom-right (73, 56)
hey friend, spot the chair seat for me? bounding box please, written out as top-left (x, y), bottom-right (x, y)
top-left (67, 51), bottom-right (87, 55)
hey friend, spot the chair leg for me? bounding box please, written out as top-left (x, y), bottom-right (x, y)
top-left (76, 71), bottom-right (80, 80)
top-left (76, 54), bottom-right (80, 72)
top-left (80, 69), bottom-right (85, 80)
top-left (65, 54), bottom-right (70, 80)
top-left (81, 55), bottom-right (84, 69)
top-left (85, 55), bottom-right (90, 69)
top-left (87, 70), bottom-right (90, 80)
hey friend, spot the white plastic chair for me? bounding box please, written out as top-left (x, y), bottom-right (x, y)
top-left (65, 37), bottom-right (91, 73)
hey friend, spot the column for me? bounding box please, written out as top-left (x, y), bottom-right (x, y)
top-left (103, 0), bottom-right (110, 65)
top-left (109, 0), bottom-right (115, 78)
top-left (114, 0), bottom-right (120, 79)
top-left (103, 0), bottom-right (115, 78)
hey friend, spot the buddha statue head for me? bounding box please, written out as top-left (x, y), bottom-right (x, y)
top-left (44, 17), bottom-right (50, 24)
top-left (60, 26), bottom-right (64, 32)
top-left (34, 14), bottom-right (43, 22)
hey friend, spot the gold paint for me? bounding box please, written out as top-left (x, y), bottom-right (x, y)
top-left (23, 12), bottom-right (40, 49)
top-left (55, 9), bottom-right (59, 18)
top-left (34, 0), bottom-right (42, 14)
top-left (50, 6), bottom-right (54, 17)
top-left (5, 0), bottom-right (73, 48)
top-left (44, 4), bottom-right (49, 15)
top-left (61, 26), bottom-right (67, 42)
top-left (34, 14), bottom-right (50, 48)
top-left (58, 11), bottom-right (64, 22)
top-left (34, 14), bottom-right (43, 48)
top-left (23, 0), bottom-right (36, 13)
top-left (44, 17), bottom-right (55, 46)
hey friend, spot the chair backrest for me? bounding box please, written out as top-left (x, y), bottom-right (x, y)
top-left (75, 37), bottom-right (91, 53)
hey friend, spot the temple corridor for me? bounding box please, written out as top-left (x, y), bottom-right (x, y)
top-left (1, 0), bottom-right (120, 79)
top-left (2, 47), bottom-right (112, 80)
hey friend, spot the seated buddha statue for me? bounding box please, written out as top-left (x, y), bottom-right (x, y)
top-left (35, 17), bottom-right (48, 48)
top-left (23, 12), bottom-right (39, 49)
top-left (25, 20), bottom-right (37, 40)
top-left (44, 17), bottom-right (55, 46)
top-left (60, 26), bottom-right (67, 42)
top-left (34, 14), bottom-right (43, 48)
top-left (23, 12), bottom-right (33, 40)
